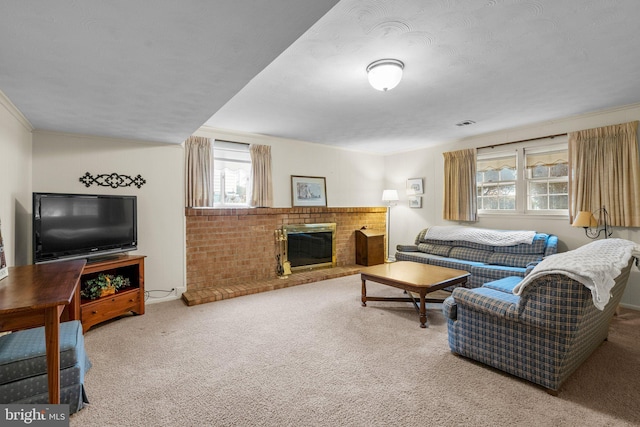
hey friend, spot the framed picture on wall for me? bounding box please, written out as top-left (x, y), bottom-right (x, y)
top-left (406, 178), bottom-right (424, 195)
top-left (291, 175), bottom-right (327, 207)
top-left (0, 218), bottom-right (7, 281)
top-left (409, 196), bottom-right (422, 208)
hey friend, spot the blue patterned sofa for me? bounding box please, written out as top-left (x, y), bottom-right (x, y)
top-left (442, 239), bottom-right (637, 394)
top-left (395, 226), bottom-right (558, 288)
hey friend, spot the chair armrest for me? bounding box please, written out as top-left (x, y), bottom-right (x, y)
top-left (524, 261), bottom-right (539, 276)
top-left (543, 235), bottom-right (559, 257)
top-left (442, 296), bottom-right (457, 320)
top-left (396, 244), bottom-right (419, 252)
top-left (451, 287), bottom-right (520, 321)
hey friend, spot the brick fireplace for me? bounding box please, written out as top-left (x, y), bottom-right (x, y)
top-left (182, 207), bottom-right (386, 305)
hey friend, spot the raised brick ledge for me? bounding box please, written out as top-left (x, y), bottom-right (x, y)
top-left (181, 265), bottom-right (362, 306)
top-left (185, 206), bottom-right (387, 216)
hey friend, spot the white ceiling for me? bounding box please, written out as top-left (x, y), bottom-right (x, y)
top-left (2, 1), bottom-right (640, 155)
top-left (0, 0), bottom-right (339, 143)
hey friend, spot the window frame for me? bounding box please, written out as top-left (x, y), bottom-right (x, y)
top-left (213, 140), bottom-right (251, 208)
top-left (476, 136), bottom-right (569, 217)
top-left (476, 151), bottom-right (518, 212)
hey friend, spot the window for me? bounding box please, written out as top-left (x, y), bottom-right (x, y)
top-left (476, 137), bottom-right (568, 215)
top-left (476, 153), bottom-right (517, 210)
top-left (525, 146), bottom-right (569, 211)
top-left (213, 140), bottom-right (251, 207)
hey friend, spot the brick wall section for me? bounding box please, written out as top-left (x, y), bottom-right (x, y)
top-left (185, 207), bottom-right (387, 291)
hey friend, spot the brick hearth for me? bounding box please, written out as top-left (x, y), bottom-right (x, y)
top-left (182, 207), bottom-right (386, 306)
top-left (181, 265), bottom-right (362, 306)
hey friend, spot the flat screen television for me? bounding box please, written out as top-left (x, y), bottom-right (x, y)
top-left (33, 192), bottom-right (137, 264)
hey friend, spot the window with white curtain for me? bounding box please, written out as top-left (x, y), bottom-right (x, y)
top-left (213, 140), bottom-right (251, 207)
top-left (524, 145), bottom-right (569, 212)
top-left (477, 136), bottom-right (568, 215)
top-left (476, 152), bottom-right (517, 211)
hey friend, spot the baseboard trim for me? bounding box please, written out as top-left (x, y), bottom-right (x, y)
top-left (618, 302), bottom-right (640, 311)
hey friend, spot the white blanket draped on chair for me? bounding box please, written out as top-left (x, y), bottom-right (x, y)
top-left (513, 238), bottom-right (638, 310)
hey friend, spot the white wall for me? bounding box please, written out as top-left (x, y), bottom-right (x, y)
top-left (16, 99), bottom-right (640, 309)
top-left (195, 127), bottom-right (385, 207)
top-left (384, 103), bottom-right (640, 309)
top-left (32, 131), bottom-right (185, 303)
top-left (27, 126), bottom-right (384, 305)
top-left (0, 91), bottom-right (33, 266)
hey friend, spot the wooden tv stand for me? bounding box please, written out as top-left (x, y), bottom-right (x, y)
top-left (78, 254), bottom-right (145, 332)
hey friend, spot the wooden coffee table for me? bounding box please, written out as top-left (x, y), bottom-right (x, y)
top-left (360, 261), bottom-right (469, 328)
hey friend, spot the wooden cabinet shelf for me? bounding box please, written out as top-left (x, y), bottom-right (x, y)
top-left (78, 254), bottom-right (145, 332)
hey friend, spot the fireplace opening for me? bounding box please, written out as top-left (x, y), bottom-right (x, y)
top-left (283, 223), bottom-right (336, 271)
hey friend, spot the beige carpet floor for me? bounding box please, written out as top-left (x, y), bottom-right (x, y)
top-left (70, 275), bottom-right (640, 426)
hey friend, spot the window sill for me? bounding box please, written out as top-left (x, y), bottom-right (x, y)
top-left (478, 211), bottom-right (569, 221)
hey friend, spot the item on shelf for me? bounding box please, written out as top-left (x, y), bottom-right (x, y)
top-left (79, 255), bottom-right (145, 332)
top-left (81, 273), bottom-right (131, 300)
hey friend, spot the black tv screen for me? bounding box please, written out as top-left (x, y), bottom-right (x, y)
top-left (33, 193), bottom-right (137, 263)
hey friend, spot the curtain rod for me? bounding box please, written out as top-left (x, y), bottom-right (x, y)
top-left (214, 139), bottom-right (250, 146)
top-left (478, 133), bottom-right (567, 150)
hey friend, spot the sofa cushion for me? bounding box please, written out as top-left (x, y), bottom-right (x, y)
top-left (482, 276), bottom-right (523, 293)
top-left (494, 233), bottom-right (549, 254)
top-left (470, 265), bottom-right (527, 289)
top-left (417, 243), bottom-right (453, 257)
top-left (450, 247), bottom-right (493, 263)
top-left (488, 252), bottom-right (542, 268)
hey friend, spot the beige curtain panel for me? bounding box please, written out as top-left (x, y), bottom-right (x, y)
top-left (443, 148), bottom-right (478, 222)
top-left (568, 120), bottom-right (640, 227)
top-left (250, 144), bottom-right (273, 207)
top-left (184, 136), bottom-right (214, 207)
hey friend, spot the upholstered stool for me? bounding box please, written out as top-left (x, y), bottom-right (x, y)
top-left (0, 320), bottom-right (91, 414)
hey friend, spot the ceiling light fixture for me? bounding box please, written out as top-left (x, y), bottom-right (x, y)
top-left (366, 59), bottom-right (404, 91)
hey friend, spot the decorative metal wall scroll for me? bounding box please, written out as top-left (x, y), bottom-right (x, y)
top-left (79, 172), bottom-right (146, 189)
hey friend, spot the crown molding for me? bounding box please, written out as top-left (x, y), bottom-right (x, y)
top-left (195, 125), bottom-right (384, 156)
top-left (0, 90), bottom-right (33, 132)
top-left (448, 102), bottom-right (640, 149)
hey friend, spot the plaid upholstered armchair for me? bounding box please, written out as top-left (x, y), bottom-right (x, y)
top-left (443, 239), bottom-right (637, 394)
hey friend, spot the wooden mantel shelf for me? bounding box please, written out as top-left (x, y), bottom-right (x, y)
top-left (185, 206), bottom-right (387, 216)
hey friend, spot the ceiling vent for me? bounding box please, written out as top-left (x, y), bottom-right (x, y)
top-left (456, 120), bottom-right (476, 127)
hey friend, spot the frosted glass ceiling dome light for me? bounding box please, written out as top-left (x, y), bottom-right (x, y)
top-left (366, 59), bottom-right (404, 91)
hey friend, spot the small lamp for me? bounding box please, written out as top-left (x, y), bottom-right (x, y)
top-left (382, 189), bottom-right (399, 262)
top-left (367, 59), bottom-right (404, 91)
top-left (572, 206), bottom-right (612, 239)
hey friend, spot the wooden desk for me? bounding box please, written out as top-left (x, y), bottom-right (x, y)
top-left (0, 260), bottom-right (86, 404)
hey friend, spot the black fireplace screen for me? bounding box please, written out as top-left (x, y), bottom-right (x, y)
top-left (286, 231), bottom-right (332, 268)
